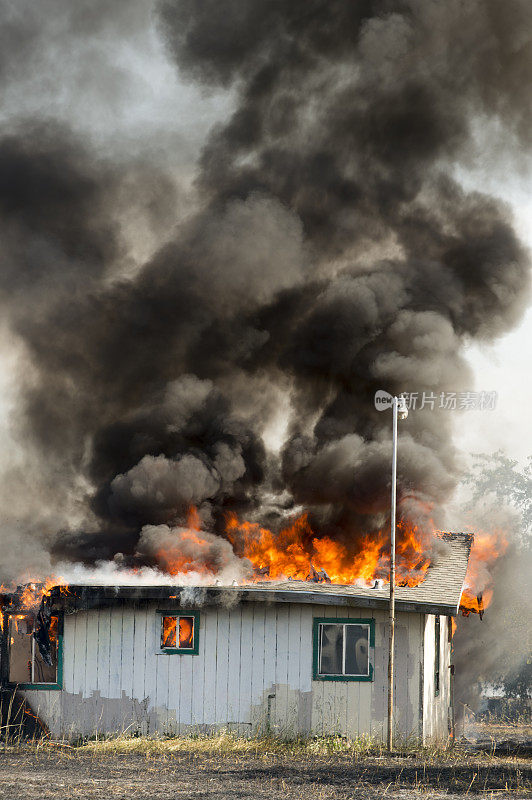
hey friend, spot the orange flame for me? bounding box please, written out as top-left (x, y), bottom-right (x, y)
top-left (460, 530), bottom-right (507, 614)
top-left (161, 615), bottom-right (176, 648)
top-left (160, 615), bottom-right (194, 648)
top-left (226, 511), bottom-right (432, 586)
top-left (179, 616), bottom-right (194, 648)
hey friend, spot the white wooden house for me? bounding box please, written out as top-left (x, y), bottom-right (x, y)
top-left (1, 532), bottom-right (472, 743)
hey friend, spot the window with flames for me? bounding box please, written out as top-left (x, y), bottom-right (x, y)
top-left (313, 618), bottom-right (374, 681)
top-left (8, 614), bottom-right (62, 688)
top-left (159, 611), bottom-right (200, 654)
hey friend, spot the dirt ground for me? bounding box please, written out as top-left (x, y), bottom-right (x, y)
top-left (0, 743), bottom-right (530, 800)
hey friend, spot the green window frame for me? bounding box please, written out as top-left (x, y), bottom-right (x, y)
top-left (157, 610), bottom-right (200, 655)
top-left (7, 613), bottom-right (63, 691)
top-left (313, 617), bottom-right (375, 682)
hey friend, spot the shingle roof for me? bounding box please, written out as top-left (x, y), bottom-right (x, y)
top-left (48, 532), bottom-right (473, 617)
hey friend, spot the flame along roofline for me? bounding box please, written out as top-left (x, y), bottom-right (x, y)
top-left (0, 533), bottom-right (474, 618)
top-left (39, 531), bottom-right (473, 617)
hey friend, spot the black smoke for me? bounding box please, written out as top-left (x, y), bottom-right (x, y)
top-left (0, 0), bottom-right (530, 579)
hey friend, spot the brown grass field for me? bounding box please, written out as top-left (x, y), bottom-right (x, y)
top-left (0, 724), bottom-right (530, 799)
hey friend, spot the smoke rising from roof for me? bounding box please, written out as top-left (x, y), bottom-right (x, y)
top-left (0, 0), bottom-right (530, 581)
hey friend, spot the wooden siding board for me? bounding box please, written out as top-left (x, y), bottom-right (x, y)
top-left (109, 607), bottom-right (126, 731)
top-left (406, 611), bottom-right (422, 739)
top-left (423, 614), bottom-right (433, 741)
top-left (165, 649), bottom-right (179, 734)
top-left (299, 606), bottom-right (313, 693)
top-left (191, 611), bottom-right (206, 729)
top-left (82, 610), bottom-right (100, 735)
top-left (310, 604), bottom-right (325, 736)
top-left (96, 608), bottom-right (111, 700)
top-left (108, 607), bottom-right (123, 699)
top-left (393, 620), bottom-right (408, 736)
top-left (179, 648), bottom-right (193, 731)
top-left (371, 612), bottom-right (387, 739)
top-left (62, 613), bottom-right (76, 695)
top-left (202, 609), bottom-right (217, 725)
top-left (285, 604), bottom-right (301, 733)
top-left (121, 606), bottom-right (136, 701)
top-left (132, 606), bottom-right (147, 702)
top-left (262, 606), bottom-right (277, 690)
top-left (250, 603), bottom-right (266, 712)
top-left (131, 605), bottom-right (148, 734)
top-left (287, 604), bottom-right (301, 687)
top-left (84, 611), bottom-right (99, 699)
top-left (214, 610), bottom-right (230, 725)
top-left (274, 604), bottom-right (290, 733)
top-left (72, 612), bottom-right (88, 699)
top-left (262, 605), bottom-right (277, 732)
top-left (226, 607), bottom-right (242, 725)
top-left (297, 606), bottom-right (313, 734)
top-left (155, 648), bottom-right (171, 734)
top-left (238, 605), bottom-right (253, 725)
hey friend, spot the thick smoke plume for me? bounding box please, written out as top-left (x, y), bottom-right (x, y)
top-left (0, 0), bottom-right (530, 581)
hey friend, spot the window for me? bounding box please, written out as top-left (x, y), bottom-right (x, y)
top-left (158, 611), bottom-right (200, 654)
top-left (8, 613), bottom-right (62, 689)
top-left (434, 614), bottom-right (441, 696)
top-left (313, 618), bottom-right (374, 681)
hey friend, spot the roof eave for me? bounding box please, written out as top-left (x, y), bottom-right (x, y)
top-left (46, 584), bottom-right (459, 617)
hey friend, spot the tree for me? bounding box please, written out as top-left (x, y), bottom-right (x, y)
top-left (464, 451), bottom-right (532, 546)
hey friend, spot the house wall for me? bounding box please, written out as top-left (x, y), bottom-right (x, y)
top-left (422, 614), bottom-right (451, 742)
top-left (20, 601), bottom-right (431, 741)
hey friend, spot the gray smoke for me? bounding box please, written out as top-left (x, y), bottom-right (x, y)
top-left (449, 502), bottom-right (532, 715)
top-left (136, 522), bottom-right (251, 581)
top-left (0, 0), bottom-right (530, 581)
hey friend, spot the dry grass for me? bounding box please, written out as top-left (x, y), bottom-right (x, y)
top-left (1, 727), bottom-right (526, 762)
top-left (75, 730), bottom-right (386, 758)
top-left (1, 726), bottom-right (531, 799)
top-left (0, 732), bottom-right (530, 799)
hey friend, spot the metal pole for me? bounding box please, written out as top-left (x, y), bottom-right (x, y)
top-left (387, 396), bottom-right (398, 751)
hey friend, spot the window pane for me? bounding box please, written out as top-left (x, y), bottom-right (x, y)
top-left (179, 616), bottom-right (194, 649)
top-left (9, 615), bottom-right (33, 683)
top-left (161, 616), bottom-right (177, 648)
top-left (319, 624), bottom-right (343, 675)
top-left (345, 624), bottom-right (369, 676)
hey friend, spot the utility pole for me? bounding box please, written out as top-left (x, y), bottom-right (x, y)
top-left (387, 395), bottom-right (408, 752)
top-left (387, 396), bottom-right (398, 751)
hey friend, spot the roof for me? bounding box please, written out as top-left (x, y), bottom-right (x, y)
top-left (46, 532), bottom-right (473, 617)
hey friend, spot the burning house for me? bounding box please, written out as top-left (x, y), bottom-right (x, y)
top-left (0, 0), bottom-right (527, 754)
top-left (1, 531), bottom-right (472, 742)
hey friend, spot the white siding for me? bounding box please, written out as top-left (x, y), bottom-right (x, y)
top-left (422, 614), bottom-right (452, 742)
top-left (21, 600), bottom-right (439, 741)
